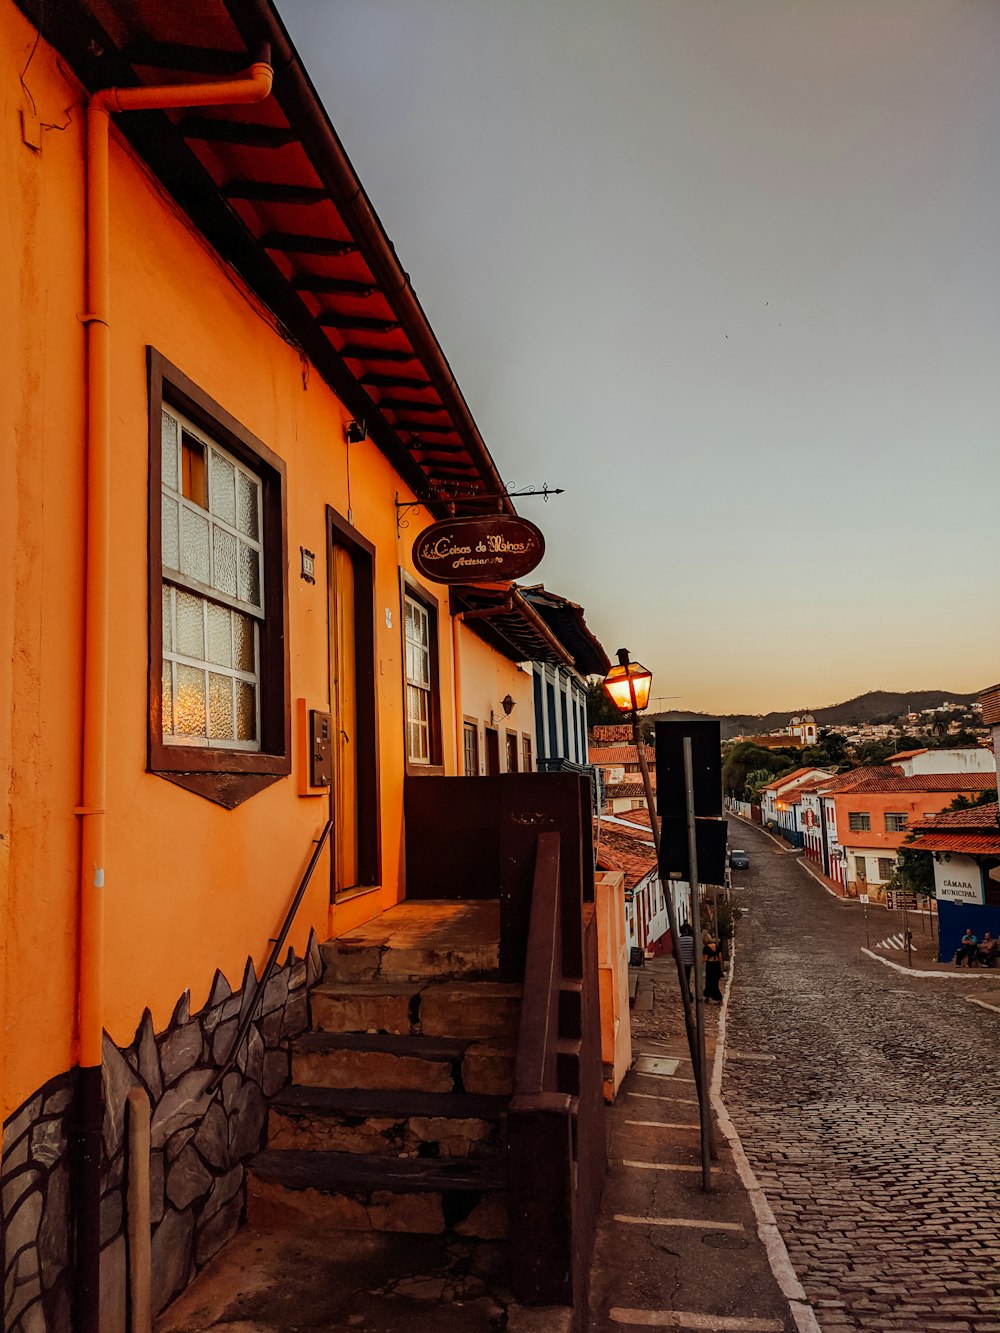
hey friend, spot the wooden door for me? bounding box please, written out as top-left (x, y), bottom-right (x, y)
top-left (330, 541), bottom-right (358, 892)
top-left (484, 727), bottom-right (500, 776)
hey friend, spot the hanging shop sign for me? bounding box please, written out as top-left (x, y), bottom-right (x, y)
top-left (412, 514), bottom-right (545, 584)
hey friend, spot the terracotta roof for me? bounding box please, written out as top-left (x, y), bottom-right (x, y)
top-left (912, 803), bottom-right (1000, 831)
top-left (590, 725), bottom-right (634, 744)
top-left (980, 685), bottom-right (1000, 727)
top-left (762, 767), bottom-right (826, 792)
top-left (30, 0), bottom-right (513, 519)
top-left (906, 805), bottom-right (1000, 856)
top-left (589, 746), bottom-right (657, 766)
top-left (594, 819), bottom-right (657, 893)
top-left (604, 783), bottom-right (646, 799)
top-left (451, 586), bottom-right (574, 668)
top-left (815, 766), bottom-right (900, 794)
top-left (837, 773), bottom-right (997, 796)
top-left (887, 749), bottom-right (928, 762)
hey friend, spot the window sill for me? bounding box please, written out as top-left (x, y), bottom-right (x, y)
top-left (405, 762), bottom-right (446, 778)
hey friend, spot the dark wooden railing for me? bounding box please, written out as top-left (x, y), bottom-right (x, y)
top-left (402, 773), bottom-right (607, 1311)
top-left (206, 820), bottom-right (332, 1097)
top-left (507, 831), bottom-right (606, 1309)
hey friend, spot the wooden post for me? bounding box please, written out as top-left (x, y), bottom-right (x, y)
top-left (127, 1087), bottom-right (152, 1333)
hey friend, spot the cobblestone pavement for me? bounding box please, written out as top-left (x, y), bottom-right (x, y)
top-left (723, 820), bottom-right (1000, 1333)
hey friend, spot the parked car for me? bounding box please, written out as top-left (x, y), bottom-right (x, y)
top-left (729, 849), bottom-right (750, 869)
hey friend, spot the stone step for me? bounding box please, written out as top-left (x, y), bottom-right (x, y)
top-left (310, 978), bottom-right (522, 1040)
top-left (292, 1032), bottom-right (469, 1093)
top-left (267, 1086), bottom-right (507, 1159)
top-left (248, 1149), bottom-right (508, 1238)
top-left (419, 981), bottom-right (522, 1041)
top-left (310, 980), bottom-right (422, 1036)
top-left (319, 902), bottom-right (501, 984)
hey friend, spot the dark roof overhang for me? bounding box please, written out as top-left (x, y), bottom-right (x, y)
top-left (518, 585), bottom-right (611, 677)
top-left (451, 586), bottom-right (574, 668)
top-left (20, 0), bottom-right (513, 519)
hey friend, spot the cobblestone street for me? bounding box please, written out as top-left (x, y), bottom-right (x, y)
top-left (723, 821), bottom-right (1000, 1332)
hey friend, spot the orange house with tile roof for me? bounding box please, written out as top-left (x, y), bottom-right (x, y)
top-left (0, 1), bottom-right (614, 1326)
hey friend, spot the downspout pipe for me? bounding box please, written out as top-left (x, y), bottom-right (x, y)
top-left (76, 53), bottom-right (272, 1333)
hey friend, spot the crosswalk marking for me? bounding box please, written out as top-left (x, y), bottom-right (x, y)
top-left (625, 1120), bottom-right (699, 1130)
top-left (627, 1092), bottom-right (700, 1105)
top-left (614, 1215), bottom-right (744, 1231)
top-left (610, 1310), bottom-right (784, 1331)
top-left (621, 1160), bottom-right (706, 1173)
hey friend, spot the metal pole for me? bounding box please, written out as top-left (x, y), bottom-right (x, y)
top-left (902, 890), bottom-right (912, 969)
top-left (684, 736), bottom-right (712, 1191)
top-left (632, 713), bottom-right (699, 1073)
top-left (863, 897), bottom-right (870, 951)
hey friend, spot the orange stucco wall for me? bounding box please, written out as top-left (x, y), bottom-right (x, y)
top-left (457, 626), bottom-right (535, 773)
top-left (835, 790), bottom-right (964, 853)
top-left (0, 9), bottom-right (483, 1125)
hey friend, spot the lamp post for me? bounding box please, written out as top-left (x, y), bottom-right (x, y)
top-left (602, 650), bottom-right (702, 1110)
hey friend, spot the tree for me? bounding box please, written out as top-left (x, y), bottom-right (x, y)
top-left (945, 788), bottom-right (996, 812)
top-left (852, 737), bottom-right (898, 768)
top-left (586, 678), bottom-right (622, 728)
top-left (818, 728), bottom-right (849, 765)
top-left (745, 768), bottom-right (776, 803)
top-left (890, 844), bottom-right (935, 901)
top-left (722, 743), bottom-right (798, 798)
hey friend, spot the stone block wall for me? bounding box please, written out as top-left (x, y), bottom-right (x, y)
top-left (2, 932), bottom-right (321, 1332)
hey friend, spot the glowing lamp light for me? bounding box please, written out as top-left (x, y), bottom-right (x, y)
top-left (602, 650), bottom-right (653, 715)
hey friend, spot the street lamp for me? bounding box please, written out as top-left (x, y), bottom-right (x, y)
top-left (602, 649), bottom-right (658, 856)
top-left (602, 652), bottom-right (653, 715)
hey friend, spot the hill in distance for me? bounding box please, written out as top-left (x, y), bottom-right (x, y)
top-left (650, 688), bottom-right (984, 743)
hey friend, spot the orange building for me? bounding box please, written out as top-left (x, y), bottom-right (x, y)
top-left (1, 3), bottom-right (612, 1328)
top-left (833, 772), bottom-right (997, 898)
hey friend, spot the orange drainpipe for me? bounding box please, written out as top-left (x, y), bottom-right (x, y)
top-left (76, 53), bottom-right (272, 1332)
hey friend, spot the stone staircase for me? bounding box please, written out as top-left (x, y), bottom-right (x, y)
top-left (246, 903), bottom-right (521, 1242)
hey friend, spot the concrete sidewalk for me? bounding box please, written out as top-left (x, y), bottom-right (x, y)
top-left (586, 958), bottom-right (813, 1333)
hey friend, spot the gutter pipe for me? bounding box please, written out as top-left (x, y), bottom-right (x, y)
top-left (76, 52), bottom-right (272, 1333)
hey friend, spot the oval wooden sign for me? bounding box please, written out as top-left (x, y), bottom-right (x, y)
top-left (412, 514), bottom-right (545, 584)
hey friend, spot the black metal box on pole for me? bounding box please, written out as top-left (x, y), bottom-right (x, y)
top-left (654, 719), bottom-right (723, 820)
top-left (654, 720), bottom-right (727, 885)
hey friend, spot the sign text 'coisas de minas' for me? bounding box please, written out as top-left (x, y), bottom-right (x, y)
top-left (412, 514), bottom-right (544, 584)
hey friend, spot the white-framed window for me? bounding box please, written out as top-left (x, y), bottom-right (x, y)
top-left (885, 812), bottom-right (909, 832)
top-left (160, 407), bottom-right (263, 749)
top-left (848, 812), bottom-right (871, 832)
top-left (404, 594), bottom-right (432, 764)
top-left (877, 857), bottom-right (895, 881)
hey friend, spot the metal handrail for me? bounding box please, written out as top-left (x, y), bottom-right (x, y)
top-left (206, 819), bottom-right (333, 1096)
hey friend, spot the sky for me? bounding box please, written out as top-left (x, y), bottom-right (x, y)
top-left (280, 0), bottom-right (1000, 715)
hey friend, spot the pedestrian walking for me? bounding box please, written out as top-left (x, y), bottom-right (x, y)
top-left (703, 933), bottom-right (723, 1004)
top-left (676, 923), bottom-right (695, 999)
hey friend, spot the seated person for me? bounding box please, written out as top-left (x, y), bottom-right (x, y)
top-left (957, 928), bottom-right (978, 966)
top-left (977, 932), bottom-right (997, 967)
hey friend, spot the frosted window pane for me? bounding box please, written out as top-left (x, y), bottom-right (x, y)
top-left (209, 672), bottom-right (235, 740)
top-left (176, 590), bottom-right (205, 660)
top-left (212, 527), bottom-right (238, 597)
top-left (238, 542), bottom-right (261, 606)
top-left (180, 506), bottom-right (210, 583)
top-left (237, 472), bottom-right (259, 539)
top-left (406, 684), bottom-right (428, 726)
top-left (161, 495), bottom-right (179, 570)
top-left (162, 660), bottom-right (174, 736)
top-left (175, 665), bottom-right (207, 736)
top-left (207, 603), bottom-right (232, 667)
top-left (161, 586), bottom-right (173, 652)
top-left (236, 680), bottom-right (256, 741)
top-left (162, 411), bottom-right (178, 487)
top-left (233, 612), bottom-right (255, 672)
top-left (210, 450), bottom-right (236, 526)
